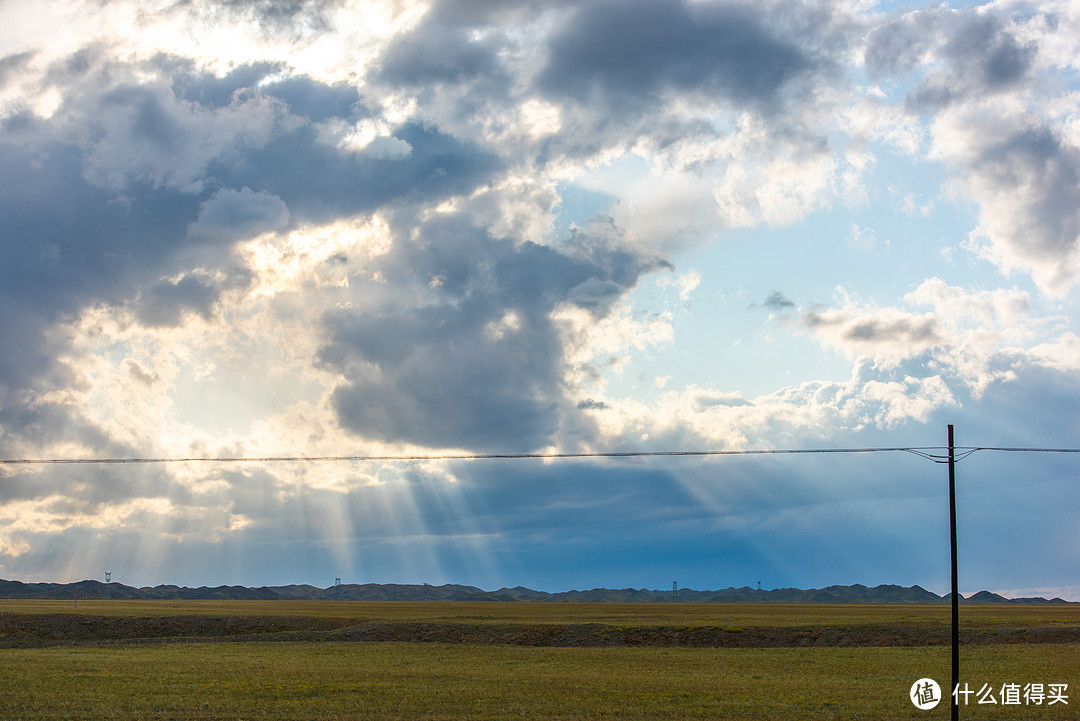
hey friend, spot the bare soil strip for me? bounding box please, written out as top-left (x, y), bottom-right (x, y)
top-left (3, 613), bottom-right (1078, 648)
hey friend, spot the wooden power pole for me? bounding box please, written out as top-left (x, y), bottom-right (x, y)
top-left (948, 424), bottom-right (959, 721)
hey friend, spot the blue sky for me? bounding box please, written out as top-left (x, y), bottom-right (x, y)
top-left (0, 0), bottom-right (1078, 600)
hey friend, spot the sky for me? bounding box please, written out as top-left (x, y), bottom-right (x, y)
top-left (0, 0), bottom-right (1078, 600)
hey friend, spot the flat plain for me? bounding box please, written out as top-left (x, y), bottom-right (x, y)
top-left (0, 600), bottom-right (1076, 720)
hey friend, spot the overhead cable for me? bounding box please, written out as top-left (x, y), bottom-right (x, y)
top-left (1, 446), bottom-right (1076, 465)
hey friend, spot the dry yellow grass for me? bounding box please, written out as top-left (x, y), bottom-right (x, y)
top-left (0, 640), bottom-right (1075, 720)
top-left (1, 601), bottom-right (1075, 719)
top-left (1, 598), bottom-right (1076, 628)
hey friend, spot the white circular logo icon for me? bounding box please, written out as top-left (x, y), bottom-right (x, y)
top-left (911, 678), bottom-right (942, 710)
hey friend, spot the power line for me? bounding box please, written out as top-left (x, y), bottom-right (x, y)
top-left (1, 446), bottom-right (1076, 465)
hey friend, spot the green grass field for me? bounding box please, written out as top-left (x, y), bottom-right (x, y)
top-left (0, 601), bottom-right (1076, 720)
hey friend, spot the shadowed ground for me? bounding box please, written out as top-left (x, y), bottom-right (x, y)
top-left (1, 601), bottom-right (1077, 648)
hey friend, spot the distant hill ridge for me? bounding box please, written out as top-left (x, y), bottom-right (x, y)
top-left (0, 579), bottom-right (1072, 604)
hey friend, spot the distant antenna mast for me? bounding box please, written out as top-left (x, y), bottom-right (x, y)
top-left (104, 571), bottom-right (111, 600)
top-left (672, 581), bottom-right (678, 599)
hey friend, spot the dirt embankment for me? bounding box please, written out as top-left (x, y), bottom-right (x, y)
top-left (2, 614), bottom-right (1079, 649)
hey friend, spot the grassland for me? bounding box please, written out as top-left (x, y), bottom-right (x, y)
top-left (4, 597), bottom-right (1079, 626)
top-left (0, 601), bottom-right (1076, 720)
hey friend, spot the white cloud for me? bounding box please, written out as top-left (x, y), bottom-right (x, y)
top-left (1026, 332), bottom-right (1080, 372)
top-left (613, 170), bottom-right (723, 249)
top-left (800, 304), bottom-right (945, 369)
top-left (712, 122), bottom-right (841, 228)
top-left (793, 279), bottom-right (1072, 399)
top-left (656, 269), bottom-right (701, 302)
top-left (860, 375), bottom-right (956, 427)
top-left (569, 361), bottom-right (961, 452)
top-left (849, 223), bottom-right (880, 251)
top-left (45, 69), bottom-right (287, 193)
top-left (932, 105), bottom-right (1080, 295)
top-left (558, 302), bottom-right (676, 386)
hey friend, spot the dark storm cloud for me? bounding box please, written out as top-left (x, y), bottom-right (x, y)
top-left (864, 7), bottom-right (1035, 111)
top-left (0, 140), bottom-right (208, 460)
top-left (0, 302), bottom-right (59, 392)
top-left (169, 0), bottom-right (343, 36)
top-left (861, 9), bottom-right (936, 78)
top-left (537, 0), bottom-right (812, 113)
top-left (320, 214), bottom-right (667, 451)
top-left (189, 187), bottom-right (290, 242)
top-left (0, 359), bottom-right (89, 449)
top-left (214, 0), bottom-right (340, 23)
top-left (800, 309), bottom-right (944, 346)
top-left (373, 0), bottom-right (580, 87)
top-left (423, 0), bottom-right (574, 25)
top-left (0, 51), bottom-right (34, 87)
top-left (0, 55), bottom-right (501, 461)
top-left (964, 126), bottom-right (1080, 271)
top-left (165, 58), bottom-right (365, 120)
top-left (104, 85), bottom-right (186, 148)
top-left (376, 18), bottom-right (504, 87)
top-left (944, 15), bottom-right (1033, 90)
top-left (257, 75), bottom-right (364, 121)
top-left (0, 56), bottom-right (495, 319)
top-left (136, 274), bottom-right (231, 327)
top-left (0, 143), bottom-right (202, 319)
top-left (163, 58), bottom-right (282, 108)
top-left (841, 317), bottom-right (939, 343)
top-left (211, 121), bottom-right (500, 225)
top-left (761, 291), bottom-right (795, 312)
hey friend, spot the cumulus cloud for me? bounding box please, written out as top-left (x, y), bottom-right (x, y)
top-left (319, 214), bottom-right (666, 451)
top-left (859, 1), bottom-right (1080, 293)
top-left (375, 14), bottom-right (506, 87)
top-left (795, 279), bottom-right (1072, 399)
top-left (865, 6), bottom-right (1035, 109)
top-left (189, 187), bottom-right (290, 242)
top-left (537, 0), bottom-right (813, 114)
top-left (800, 305), bottom-right (945, 368)
top-left (136, 273), bottom-right (225, 327)
top-left (935, 112), bottom-right (1080, 294)
top-left (174, 0), bottom-right (347, 39)
top-left (551, 276), bottom-right (1073, 454)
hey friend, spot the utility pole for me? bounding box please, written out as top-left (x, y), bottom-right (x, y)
top-left (948, 424), bottom-right (959, 721)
